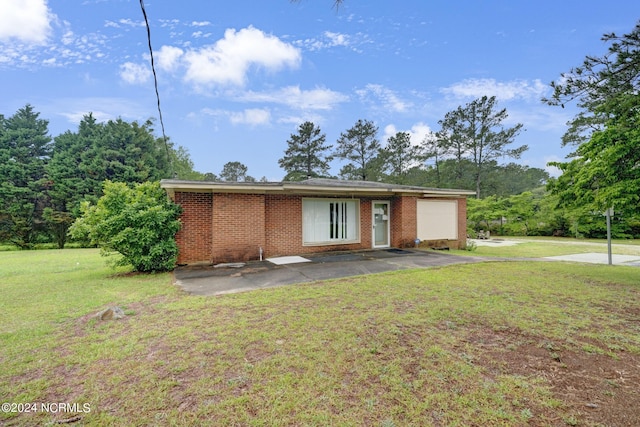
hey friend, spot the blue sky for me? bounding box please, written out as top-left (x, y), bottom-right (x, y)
top-left (1, 0), bottom-right (639, 180)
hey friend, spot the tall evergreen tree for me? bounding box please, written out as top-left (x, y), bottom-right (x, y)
top-left (546, 22), bottom-right (640, 217)
top-left (279, 121), bottom-right (333, 181)
top-left (438, 96), bottom-right (525, 198)
top-left (545, 21), bottom-right (640, 147)
top-left (0, 105), bottom-right (52, 248)
top-left (334, 119), bottom-right (383, 181)
top-left (435, 119), bottom-right (468, 186)
top-left (381, 132), bottom-right (423, 185)
top-left (420, 131), bottom-right (447, 187)
top-left (219, 161), bottom-right (254, 182)
top-left (46, 114), bottom-right (193, 247)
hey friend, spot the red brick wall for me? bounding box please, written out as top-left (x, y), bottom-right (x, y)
top-left (174, 192), bottom-right (212, 264)
top-left (211, 193), bottom-right (266, 263)
top-left (457, 197), bottom-right (468, 248)
top-left (264, 195), bottom-right (374, 257)
top-left (391, 196), bottom-right (418, 248)
top-left (360, 199), bottom-right (373, 249)
top-left (171, 191), bottom-right (469, 264)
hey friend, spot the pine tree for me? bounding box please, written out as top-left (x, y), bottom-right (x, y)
top-left (0, 105), bottom-right (52, 248)
top-left (381, 132), bottom-right (423, 185)
top-left (335, 119), bottom-right (383, 181)
top-left (438, 96), bottom-right (524, 198)
top-left (278, 121), bottom-right (333, 181)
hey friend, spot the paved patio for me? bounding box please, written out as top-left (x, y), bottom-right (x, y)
top-left (173, 243), bottom-right (640, 296)
top-left (173, 249), bottom-right (488, 296)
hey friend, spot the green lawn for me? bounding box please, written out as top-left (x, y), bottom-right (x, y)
top-left (463, 236), bottom-right (640, 258)
top-left (1, 249), bottom-right (639, 426)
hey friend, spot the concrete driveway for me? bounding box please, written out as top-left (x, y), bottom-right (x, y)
top-left (173, 249), bottom-right (488, 296)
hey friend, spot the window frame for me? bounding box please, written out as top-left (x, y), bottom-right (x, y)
top-left (302, 198), bottom-right (361, 246)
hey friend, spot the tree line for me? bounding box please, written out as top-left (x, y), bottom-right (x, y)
top-left (469, 21), bottom-right (640, 239)
top-left (204, 95), bottom-right (546, 196)
top-left (467, 189), bottom-right (640, 239)
top-left (0, 95), bottom-right (546, 249)
top-left (9, 14), bottom-right (640, 252)
top-left (274, 95), bottom-right (538, 200)
top-left (0, 106), bottom-right (195, 249)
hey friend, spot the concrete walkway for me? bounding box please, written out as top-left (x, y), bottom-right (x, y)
top-left (174, 243), bottom-right (640, 296)
top-left (174, 249), bottom-right (488, 296)
top-left (471, 238), bottom-right (640, 266)
top-left (544, 253), bottom-right (640, 266)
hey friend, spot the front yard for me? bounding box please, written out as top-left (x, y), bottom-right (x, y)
top-left (1, 249), bottom-right (639, 426)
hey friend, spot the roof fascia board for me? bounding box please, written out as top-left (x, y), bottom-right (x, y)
top-left (160, 180), bottom-right (282, 194)
top-left (160, 180), bottom-right (476, 197)
top-left (282, 183), bottom-right (396, 196)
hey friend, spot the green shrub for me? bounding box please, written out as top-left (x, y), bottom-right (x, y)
top-left (465, 239), bottom-right (477, 251)
top-left (69, 181), bottom-right (181, 272)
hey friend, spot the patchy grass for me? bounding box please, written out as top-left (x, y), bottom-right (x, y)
top-left (1, 250), bottom-right (639, 426)
top-left (503, 236), bottom-right (640, 246)
top-left (463, 237), bottom-right (640, 258)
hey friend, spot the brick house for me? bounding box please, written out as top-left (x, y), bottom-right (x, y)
top-left (160, 178), bottom-right (475, 265)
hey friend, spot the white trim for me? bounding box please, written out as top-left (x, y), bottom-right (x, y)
top-left (372, 200), bottom-right (391, 248)
top-left (160, 179), bottom-right (476, 198)
top-left (302, 198), bottom-right (361, 246)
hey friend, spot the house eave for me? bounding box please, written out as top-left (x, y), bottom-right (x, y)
top-left (160, 179), bottom-right (476, 198)
top-left (160, 180), bottom-right (283, 195)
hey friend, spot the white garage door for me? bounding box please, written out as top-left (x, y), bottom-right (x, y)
top-left (417, 200), bottom-right (458, 240)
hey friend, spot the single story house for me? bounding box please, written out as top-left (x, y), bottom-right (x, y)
top-left (160, 178), bottom-right (475, 265)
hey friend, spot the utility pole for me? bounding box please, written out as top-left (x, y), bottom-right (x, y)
top-left (605, 207), bottom-right (613, 265)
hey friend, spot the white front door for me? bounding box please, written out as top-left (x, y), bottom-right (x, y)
top-left (372, 201), bottom-right (390, 248)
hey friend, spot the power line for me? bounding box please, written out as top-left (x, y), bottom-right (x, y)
top-left (139, 0), bottom-right (174, 177)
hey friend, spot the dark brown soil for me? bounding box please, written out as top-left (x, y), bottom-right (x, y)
top-left (472, 328), bottom-right (640, 426)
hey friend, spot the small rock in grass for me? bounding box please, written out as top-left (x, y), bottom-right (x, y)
top-left (95, 306), bottom-right (126, 321)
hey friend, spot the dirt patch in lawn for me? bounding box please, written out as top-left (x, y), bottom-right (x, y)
top-left (472, 327), bottom-right (640, 426)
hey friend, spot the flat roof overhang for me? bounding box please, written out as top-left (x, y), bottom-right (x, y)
top-left (160, 179), bottom-right (476, 199)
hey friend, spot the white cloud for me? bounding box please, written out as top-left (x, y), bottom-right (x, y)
top-left (199, 107), bottom-right (273, 127)
top-left (116, 18), bottom-right (145, 28)
top-left (52, 97), bottom-right (150, 126)
top-left (0, 0), bottom-right (53, 44)
top-left (156, 45), bottom-right (184, 73)
top-left (60, 109), bottom-right (114, 124)
top-left (278, 113), bottom-right (325, 125)
top-left (191, 21), bottom-right (211, 27)
top-left (192, 31), bottom-right (212, 39)
top-left (159, 19), bottom-right (180, 29)
top-left (104, 19), bottom-right (145, 29)
top-left (238, 86), bottom-right (348, 110)
top-left (356, 84), bottom-right (412, 113)
top-left (229, 108), bottom-right (271, 126)
top-left (383, 122), bottom-right (434, 146)
top-left (505, 104), bottom-right (574, 132)
top-left (297, 31), bottom-right (351, 51)
top-left (0, 13), bottom-right (111, 69)
top-left (183, 26), bottom-right (301, 88)
top-left (325, 32), bottom-right (348, 47)
top-left (119, 62), bottom-right (151, 85)
top-left (441, 78), bottom-right (549, 101)
top-left (61, 28), bottom-right (74, 45)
